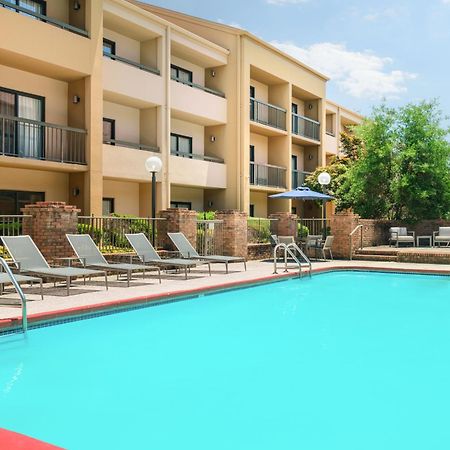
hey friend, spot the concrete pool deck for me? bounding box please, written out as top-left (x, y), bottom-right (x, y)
top-left (0, 259), bottom-right (449, 328)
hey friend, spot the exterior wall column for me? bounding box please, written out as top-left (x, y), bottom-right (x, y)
top-left (158, 208), bottom-right (197, 251)
top-left (21, 202), bottom-right (80, 260)
top-left (215, 210), bottom-right (248, 258)
top-left (269, 212), bottom-right (298, 238)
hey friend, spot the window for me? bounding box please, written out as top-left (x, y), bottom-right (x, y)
top-left (0, 190), bottom-right (45, 215)
top-left (170, 201), bottom-right (192, 210)
top-left (102, 198), bottom-right (115, 216)
top-left (249, 204), bottom-right (255, 217)
top-left (0, 87), bottom-right (45, 158)
top-left (291, 155), bottom-right (298, 170)
top-left (291, 206), bottom-right (297, 215)
top-left (292, 103), bottom-right (299, 134)
top-left (171, 133), bottom-right (192, 158)
top-left (171, 65), bottom-right (193, 83)
top-left (103, 38), bottom-right (116, 56)
top-left (2, 0), bottom-right (46, 18)
top-left (250, 86), bottom-right (255, 99)
top-left (102, 118), bottom-right (115, 144)
top-left (249, 145), bottom-right (255, 184)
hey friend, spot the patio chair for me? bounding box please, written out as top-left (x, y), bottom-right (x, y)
top-left (168, 232), bottom-right (247, 273)
top-left (310, 235), bottom-right (334, 260)
top-left (0, 271), bottom-right (44, 301)
top-left (304, 234), bottom-right (322, 255)
top-left (125, 233), bottom-right (211, 280)
top-left (389, 227), bottom-right (415, 247)
top-left (66, 234), bottom-right (161, 286)
top-left (1, 236), bottom-right (107, 296)
top-left (433, 227), bottom-right (450, 247)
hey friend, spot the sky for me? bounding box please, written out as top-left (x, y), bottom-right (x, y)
top-left (140, 0), bottom-right (450, 119)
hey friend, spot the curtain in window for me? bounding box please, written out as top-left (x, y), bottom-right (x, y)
top-left (17, 95), bottom-right (43, 158)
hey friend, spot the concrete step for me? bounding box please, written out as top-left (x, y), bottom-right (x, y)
top-left (353, 254), bottom-right (398, 262)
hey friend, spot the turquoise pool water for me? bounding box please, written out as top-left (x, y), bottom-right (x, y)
top-left (0, 271), bottom-right (449, 449)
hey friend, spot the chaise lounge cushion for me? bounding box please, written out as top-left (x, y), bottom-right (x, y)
top-left (389, 227), bottom-right (414, 241)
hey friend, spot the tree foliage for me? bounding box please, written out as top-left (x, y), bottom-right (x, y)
top-left (307, 100), bottom-right (450, 221)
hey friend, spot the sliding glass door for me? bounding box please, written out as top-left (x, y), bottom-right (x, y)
top-left (0, 87), bottom-right (44, 159)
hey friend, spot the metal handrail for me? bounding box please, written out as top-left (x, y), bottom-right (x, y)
top-left (250, 162), bottom-right (287, 188)
top-left (292, 112), bottom-right (320, 125)
top-left (103, 52), bottom-right (160, 76)
top-left (349, 224), bottom-right (363, 260)
top-left (78, 216), bottom-right (166, 220)
top-left (171, 76), bottom-right (225, 98)
top-left (0, 0), bottom-right (88, 37)
top-left (103, 139), bottom-right (160, 153)
top-left (0, 257), bottom-right (27, 333)
top-left (171, 150), bottom-right (224, 164)
top-left (291, 113), bottom-right (321, 141)
top-left (287, 242), bottom-right (312, 277)
top-left (251, 97), bottom-right (286, 113)
top-left (273, 243), bottom-right (311, 277)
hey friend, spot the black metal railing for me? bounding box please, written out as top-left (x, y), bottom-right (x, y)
top-left (171, 150), bottom-right (224, 163)
top-left (250, 98), bottom-right (286, 130)
top-left (196, 220), bottom-right (224, 255)
top-left (297, 218), bottom-right (331, 238)
top-left (292, 113), bottom-right (320, 141)
top-left (0, 0), bottom-right (88, 37)
top-left (78, 216), bottom-right (166, 253)
top-left (325, 130), bottom-right (335, 137)
top-left (1, 115), bottom-right (86, 164)
top-left (0, 215), bottom-right (32, 257)
top-left (103, 52), bottom-right (160, 76)
top-left (103, 138), bottom-right (159, 153)
top-left (249, 162), bottom-right (286, 188)
top-left (171, 76), bottom-right (225, 98)
top-left (292, 170), bottom-right (312, 189)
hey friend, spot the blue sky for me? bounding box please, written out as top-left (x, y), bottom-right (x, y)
top-left (141, 0), bottom-right (450, 119)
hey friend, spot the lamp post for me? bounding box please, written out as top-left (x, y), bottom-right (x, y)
top-left (318, 171), bottom-right (331, 239)
top-left (145, 156), bottom-right (163, 246)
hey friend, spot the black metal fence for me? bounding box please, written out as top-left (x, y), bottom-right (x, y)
top-left (292, 113), bottom-right (320, 141)
top-left (0, 215), bottom-right (32, 257)
top-left (250, 98), bottom-right (286, 130)
top-left (196, 220), bottom-right (224, 255)
top-left (250, 162), bottom-right (286, 188)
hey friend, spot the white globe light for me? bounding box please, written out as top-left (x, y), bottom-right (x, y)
top-left (145, 156), bottom-right (163, 173)
top-left (318, 171), bottom-right (331, 186)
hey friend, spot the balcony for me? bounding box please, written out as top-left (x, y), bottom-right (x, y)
top-left (0, 0), bottom-right (88, 37)
top-left (170, 153), bottom-right (227, 189)
top-left (0, 115), bottom-right (86, 166)
top-left (170, 79), bottom-right (227, 125)
top-left (292, 170), bottom-right (312, 189)
top-left (250, 98), bottom-right (286, 133)
top-left (250, 162), bottom-right (286, 189)
top-left (292, 114), bottom-right (320, 143)
top-left (103, 57), bottom-right (164, 108)
top-left (103, 138), bottom-right (159, 153)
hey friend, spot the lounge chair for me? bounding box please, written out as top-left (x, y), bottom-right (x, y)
top-left (1, 236), bottom-right (107, 296)
top-left (310, 235), bottom-right (334, 260)
top-left (0, 270), bottom-right (43, 301)
top-left (66, 234), bottom-right (161, 286)
top-left (389, 227), bottom-right (415, 247)
top-left (168, 232), bottom-right (246, 273)
top-left (433, 227), bottom-right (450, 247)
top-left (125, 233), bottom-right (211, 280)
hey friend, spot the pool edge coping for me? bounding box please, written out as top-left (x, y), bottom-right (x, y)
top-left (1, 264), bottom-right (449, 333)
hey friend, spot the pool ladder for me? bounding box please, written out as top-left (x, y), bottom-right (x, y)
top-left (0, 257), bottom-right (27, 333)
top-left (273, 243), bottom-right (312, 278)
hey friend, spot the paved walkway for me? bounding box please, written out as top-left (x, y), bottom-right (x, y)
top-left (0, 259), bottom-right (449, 324)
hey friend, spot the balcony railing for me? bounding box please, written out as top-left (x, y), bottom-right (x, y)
top-left (1, 115), bottom-right (86, 165)
top-left (325, 130), bottom-right (336, 137)
top-left (249, 162), bottom-right (286, 188)
top-left (103, 138), bottom-right (160, 153)
top-left (171, 150), bottom-right (224, 163)
top-left (0, 0), bottom-right (88, 37)
top-left (103, 52), bottom-right (160, 76)
top-left (250, 98), bottom-right (286, 131)
top-left (292, 170), bottom-right (312, 189)
top-left (171, 76), bottom-right (225, 98)
top-left (292, 113), bottom-right (320, 141)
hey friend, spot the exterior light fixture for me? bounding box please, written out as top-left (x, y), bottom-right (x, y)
top-left (308, 103), bottom-right (313, 110)
top-left (318, 171), bottom-right (331, 186)
top-left (145, 156), bottom-right (163, 246)
top-left (73, 1), bottom-right (81, 10)
top-left (210, 69), bottom-right (216, 77)
top-left (72, 95), bottom-right (81, 104)
top-left (318, 171), bottom-right (331, 239)
top-left (210, 135), bottom-right (216, 142)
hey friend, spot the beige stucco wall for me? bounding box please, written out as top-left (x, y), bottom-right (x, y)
top-left (171, 118), bottom-right (204, 155)
top-left (171, 55), bottom-right (204, 85)
top-left (0, 65), bottom-right (68, 125)
top-left (104, 27), bottom-right (140, 62)
top-left (249, 191), bottom-right (268, 218)
top-left (250, 79), bottom-right (268, 103)
top-left (103, 100), bottom-right (140, 143)
top-left (103, 179), bottom-right (140, 215)
top-left (292, 144), bottom-right (305, 171)
top-left (0, 167), bottom-right (69, 203)
top-left (171, 185), bottom-right (204, 211)
top-left (250, 133), bottom-right (268, 164)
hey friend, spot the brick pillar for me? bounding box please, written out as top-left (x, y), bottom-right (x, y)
top-left (21, 201), bottom-right (80, 260)
top-left (330, 211), bottom-right (360, 259)
top-left (158, 208), bottom-right (197, 251)
top-left (215, 210), bottom-right (248, 258)
top-left (269, 212), bottom-right (298, 238)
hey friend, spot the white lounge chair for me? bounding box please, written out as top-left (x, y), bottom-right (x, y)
top-left (389, 227), bottom-right (415, 247)
top-left (433, 227), bottom-right (450, 247)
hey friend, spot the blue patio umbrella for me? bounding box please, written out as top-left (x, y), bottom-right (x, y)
top-left (269, 187), bottom-right (334, 238)
top-left (269, 186), bottom-right (334, 201)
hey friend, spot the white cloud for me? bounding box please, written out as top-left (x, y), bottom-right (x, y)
top-left (362, 7), bottom-right (399, 21)
top-left (271, 41), bottom-right (417, 100)
top-left (266, 0), bottom-right (309, 5)
top-left (441, 0), bottom-right (450, 4)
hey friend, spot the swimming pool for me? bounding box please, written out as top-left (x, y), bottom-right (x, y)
top-left (0, 271), bottom-right (449, 449)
